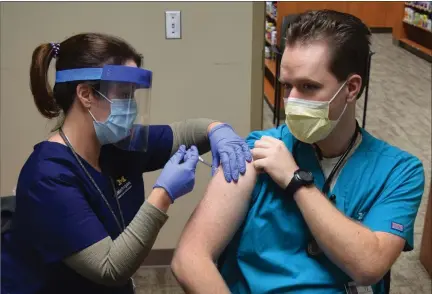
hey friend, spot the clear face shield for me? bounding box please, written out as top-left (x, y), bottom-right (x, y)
top-left (55, 65), bottom-right (152, 151)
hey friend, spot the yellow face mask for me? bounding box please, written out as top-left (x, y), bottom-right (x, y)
top-left (284, 81), bottom-right (348, 144)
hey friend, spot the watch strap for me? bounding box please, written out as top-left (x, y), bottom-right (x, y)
top-left (285, 169), bottom-right (314, 196)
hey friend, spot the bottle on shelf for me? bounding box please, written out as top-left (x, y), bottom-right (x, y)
top-left (265, 20), bottom-right (277, 44)
top-left (265, 46), bottom-right (271, 59)
top-left (270, 30), bottom-right (277, 60)
top-left (271, 30), bottom-right (277, 46)
top-left (266, 1), bottom-right (272, 14)
top-left (404, 4), bottom-right (432, 32)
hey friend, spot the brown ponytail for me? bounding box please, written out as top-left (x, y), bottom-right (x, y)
top-left (29, 43), bottom-right (60, 119)
top-left (29, 33), bottom-right (143, 121)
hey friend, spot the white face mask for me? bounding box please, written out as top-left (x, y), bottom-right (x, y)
top-left (284, 81), bottom-right (348, 144)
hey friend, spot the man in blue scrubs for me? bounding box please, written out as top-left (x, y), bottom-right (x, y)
top-left (171, 10), bottom-right (425, 294)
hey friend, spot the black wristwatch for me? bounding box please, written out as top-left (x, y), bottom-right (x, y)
top-left (285, 169), bottom-right (314, 196)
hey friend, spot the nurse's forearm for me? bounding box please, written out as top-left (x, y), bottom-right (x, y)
top-left (169, 118), bottom-right (218, 156)
top-left (294, 186), bottom-right (382, 285)
top-left (147, 186), bottom-right (172, 213)
top-left (64, 189), bottom-right (169, 286)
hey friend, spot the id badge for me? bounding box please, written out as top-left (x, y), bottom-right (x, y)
top-left (344, 281), bottom-right (373, 294)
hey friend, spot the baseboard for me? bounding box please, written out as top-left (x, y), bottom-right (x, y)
top-left (396, 38), bottom-right (432, 63)
top-left (142, 249), bottom-right (174, 266)
top-left (370, 27), bottom-right (392, 34)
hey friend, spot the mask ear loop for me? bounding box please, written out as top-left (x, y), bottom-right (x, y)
top-left (88, 109), bottom-right (98, 122)
top-left (88, 87), bottom-right (113, 123)
top-left (92, 88), bottom-right (113, 104)
top-left (328, 80), bottom-right (349, 104)
top-left (327, 80), bottom-right (349, 120)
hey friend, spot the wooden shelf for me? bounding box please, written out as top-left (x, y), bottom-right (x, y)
top-left (405, 3), bottom-right (432, 13)
top-left (263, 76), bottom-right (284, 116)
top-left (393, 2), bottom-right (432, 61)
top-left (263, 77), bottom-right (274, 104)
top-left (400, 37), bottom-right (432, 56)
top-left (277, 2), bottom-right (404, 29)
top-left (266, 12), bottom-right (277, 22)
top-left (264, 58), bottom-right (276, 77)
top-left (403, 20), bottom-right (432, 33)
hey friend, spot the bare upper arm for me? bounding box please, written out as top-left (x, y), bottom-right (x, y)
top-left (176, 162), bottom-right (258, 261)
top-left (374, 232), bottom-right (405, 272)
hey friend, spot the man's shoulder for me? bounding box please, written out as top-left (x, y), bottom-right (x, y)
top-left (360, 131), bottom-right (424, 190)
top-left (362, 130), bottom-right (423, 168)
top-left (246, 125), bottom-right (294, 148)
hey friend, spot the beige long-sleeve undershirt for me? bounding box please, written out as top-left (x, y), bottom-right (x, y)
top-left (63, 118), bottom-right (216, 286)
top-left (63, 201), bottom-right (168, 286)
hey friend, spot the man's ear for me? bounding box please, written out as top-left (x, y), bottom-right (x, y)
top-left (76, 84), bottom-right (93, 109)
top-left (346, 74), bottom-right (362, 103)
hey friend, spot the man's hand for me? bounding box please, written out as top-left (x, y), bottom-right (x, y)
top-left (251, 136), bottom-right (299, 189)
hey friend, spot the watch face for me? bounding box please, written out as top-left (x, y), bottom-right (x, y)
top-left (298, 170), bottom-right (314, 183)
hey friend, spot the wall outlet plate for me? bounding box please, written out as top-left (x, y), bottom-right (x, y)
top-left (165, 10), bottom-right (181, 39)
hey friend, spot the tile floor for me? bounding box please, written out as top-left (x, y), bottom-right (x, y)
top-left (134, 33), bottom-right (431, 293)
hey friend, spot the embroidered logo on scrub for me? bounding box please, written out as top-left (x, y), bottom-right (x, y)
top-left (391, 222), bottom-right (404, 232)
top-left (356, 212), bottom-right (365, 221)
top-left (116, 176), bottom-right (127, 186)
top-left (116, 176), bottom-right (132, 199)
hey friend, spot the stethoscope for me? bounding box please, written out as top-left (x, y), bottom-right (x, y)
top-left (292, 122), bottom-right (361, 257)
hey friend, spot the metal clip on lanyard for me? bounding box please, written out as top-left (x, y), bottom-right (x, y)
top-left (292, 123), bottom-right (361, 257)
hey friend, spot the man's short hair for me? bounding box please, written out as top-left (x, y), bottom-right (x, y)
top-left (286, 10), bottom-right (372, 98)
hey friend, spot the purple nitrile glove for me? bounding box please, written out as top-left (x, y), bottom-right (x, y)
top-left (153, 145), bottom-right (199, 202)
top-left (208, 123), bottom-right (253, 183)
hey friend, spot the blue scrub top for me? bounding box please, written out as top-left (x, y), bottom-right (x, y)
top-left (218, 124), bottom-right (424, 294)
top-left (1, 125), bottom-right (173, 294)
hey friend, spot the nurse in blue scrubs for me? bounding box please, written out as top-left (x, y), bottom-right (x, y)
top-left (1, 33), bottom-right (251, 294)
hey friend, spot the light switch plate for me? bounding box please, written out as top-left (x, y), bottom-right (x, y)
top-left (165, 10), bottom-right (181, 39)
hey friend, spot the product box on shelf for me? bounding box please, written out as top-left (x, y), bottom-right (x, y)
top-left (404, 5), bottom-right (432, 31)
top-left (406, 1), bottom-right (432, 11)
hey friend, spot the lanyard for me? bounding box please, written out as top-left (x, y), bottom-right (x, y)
top-left (293, 122), bottom-right (361, 197)
top-left (59, 129), bottom-right (126, 233)
top-left (292, 122), bottom-right (361, 257)
top-left (59, 129), bottom-right (136, 292)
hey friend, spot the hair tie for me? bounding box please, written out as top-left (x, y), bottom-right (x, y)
top-left (50, 42), bottom-right (60, 58)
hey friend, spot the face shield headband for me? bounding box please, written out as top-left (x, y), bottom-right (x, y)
top-left (55, 65), bottom-right (153, 152)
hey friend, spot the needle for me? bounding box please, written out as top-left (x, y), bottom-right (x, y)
top-left (198, 156), bottom-right (212, 168)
